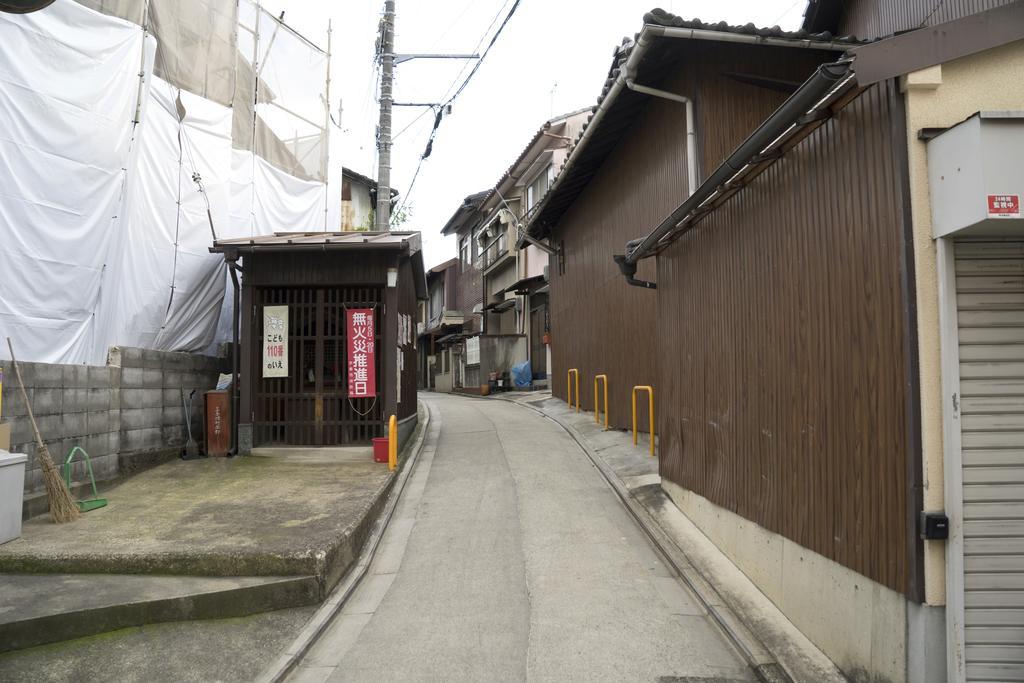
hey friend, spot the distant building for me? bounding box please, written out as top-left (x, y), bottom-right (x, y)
top-left (476, 108), bottom-right (589, 389)
top-left (430, 190), bottom-right (489, 392)
top-left (429, 111), bottom-right (589, 394)
top-left (416, 258), bottom-right (463, 391)
top-left (341, 167), bottom-right (398, 231)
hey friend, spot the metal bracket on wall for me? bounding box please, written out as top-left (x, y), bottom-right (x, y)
top-left (518, 228), bottom-right (559, 256)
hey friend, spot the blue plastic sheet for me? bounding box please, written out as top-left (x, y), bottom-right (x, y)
top-left (511, 361), bottom-right (532, 389)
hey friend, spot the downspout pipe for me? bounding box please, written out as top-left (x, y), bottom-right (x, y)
top-left (227, 257), bottom-right (241, 456)
top-left (618, 59), bottom-right (852, 271)
top-left (621, 75), bottom-right (698, 197)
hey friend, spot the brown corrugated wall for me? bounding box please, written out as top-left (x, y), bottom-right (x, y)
top-left (838, 0), bottom-right (1017, 38)
top-left (398, 256), bottom-right (418, 420)
top-left (657, 83), bottom-right (913, 594)
top-left (548, 43), bottom-right (831, 432)
top-left (456, 259), bottom-right (482, 334)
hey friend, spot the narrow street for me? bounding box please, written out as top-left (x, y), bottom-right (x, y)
top-left (291, 394), bottom-right (753, 682)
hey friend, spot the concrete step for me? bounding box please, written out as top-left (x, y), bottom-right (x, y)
top-left (249, 446), bottom-right (375, 464)
top-left (0, 573), bottom-right (319, 653)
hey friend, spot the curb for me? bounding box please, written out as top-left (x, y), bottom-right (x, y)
top-left (0, 575), bottom-right (320, 654)
top-left (257, 399), bottom-right (433, 683)
top-left (494, 394), bottom-right (793, 683)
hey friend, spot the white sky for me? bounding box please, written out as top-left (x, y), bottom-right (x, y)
top-left (259, 0), bottom-right (808, 268)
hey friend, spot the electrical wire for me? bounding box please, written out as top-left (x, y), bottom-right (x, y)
top-left (386, 1), bottom-right (510, 156)
top-left (769, 0), bottom-right (803, 27)
top-left (443, 0), bottom-right (519, 105)
top-left (394, 0), bottom-right (522, 215)
top-left (392, 105), bottom-right (435, 141)
top-left (425, 0), bottom-right (478, 52)
top-left (919, 0), bottom-right (947, 26)
top-left (437, 0), bottom-right (512, 104)
top-left (390, 0), bottom-right (508, 142)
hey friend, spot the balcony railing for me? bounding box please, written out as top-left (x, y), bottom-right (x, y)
top-left (476, 232), bottom-right (508, 270)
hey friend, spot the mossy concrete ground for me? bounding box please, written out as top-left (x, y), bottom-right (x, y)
top-left (0, 605), bottom-right (317, 683)
top-left (0, 573), bottom-right (320, 653)
top-left (0, 453), bottom-right (394, 592)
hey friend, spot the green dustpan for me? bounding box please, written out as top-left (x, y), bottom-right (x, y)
top-left (62, 446), bottom-right (108, 512)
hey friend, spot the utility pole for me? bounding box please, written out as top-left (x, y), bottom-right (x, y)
top-left (375, 0), bottom-right (395, 231)
top-left (374, 2), bottom-right (476, 230)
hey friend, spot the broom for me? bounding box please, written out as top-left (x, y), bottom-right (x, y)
top-left (6, 338), bottom-right (79, 523)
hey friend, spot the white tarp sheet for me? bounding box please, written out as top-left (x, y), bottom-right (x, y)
top-left (228, 149), bottom-right (326, 236)
top-left (101, 76), bottom-right (234, 355)
top-left (0, 0), bottom-right (330, 365)
top-left (0, 1), bottom-right (145, 364)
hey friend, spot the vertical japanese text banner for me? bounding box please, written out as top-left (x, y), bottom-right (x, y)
top-left (347, 308), bottom-right (376, 398)
top-left (263, 306), bottom-right (288, 377)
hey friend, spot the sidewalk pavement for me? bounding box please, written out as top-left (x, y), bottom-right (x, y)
top-left (497, 390), bottom-right (846, 683)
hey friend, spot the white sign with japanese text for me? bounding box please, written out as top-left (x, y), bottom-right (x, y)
top-left (263, 305), bottom-right (288, 377)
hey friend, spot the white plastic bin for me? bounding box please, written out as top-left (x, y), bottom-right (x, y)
top-left (0, 450), bottom-right (27, 544)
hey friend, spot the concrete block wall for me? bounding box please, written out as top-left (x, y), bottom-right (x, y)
top-left (1, 347), bottom-right (227, 496)
top-left (110, 347), bottom-right (225, 459)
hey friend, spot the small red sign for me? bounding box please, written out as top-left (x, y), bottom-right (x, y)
top-left (987, 194), bottom-right (1020, 218)
top-left (347, 308), bottom-right (376, 398)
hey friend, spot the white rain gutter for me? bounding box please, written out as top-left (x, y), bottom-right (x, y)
top-left (624, 68), bottom-right (698, 196)
top-left (522, 24), bottom-right (852, 242)
top-left (622, 31), bottom-right (698, 195)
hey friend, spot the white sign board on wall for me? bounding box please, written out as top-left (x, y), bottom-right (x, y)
top-left (263, 305), bottom-right (288, 377)
top-left (466, 336), bottom-right (480, 365)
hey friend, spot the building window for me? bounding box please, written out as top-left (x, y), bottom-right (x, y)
top-left (459, 237), bottom-right (468, 266)
top-left (526, 164), bottom-right (554, 214)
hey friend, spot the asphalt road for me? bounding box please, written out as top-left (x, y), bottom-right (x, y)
top-left (290, 393), bottom-right (754, 682)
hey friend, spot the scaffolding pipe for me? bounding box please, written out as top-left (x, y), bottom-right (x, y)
top-left (228, 258), bottom-right (241, 455)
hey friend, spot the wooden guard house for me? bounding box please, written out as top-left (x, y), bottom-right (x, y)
top-left (211, 232), bottom-right (426, 452)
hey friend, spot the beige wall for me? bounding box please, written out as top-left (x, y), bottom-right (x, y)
top-left (341, 179), bottom-right (374, 231)
top-left (903, 39), bottom-right (1024, 606)
top-left (663, 480), bottom-right (908, 683)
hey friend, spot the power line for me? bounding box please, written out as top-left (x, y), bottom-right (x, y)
top-left (394, 0), bottom-right (521, 215)
top-left (443, 0), bottom-right (519, 105)
top-left (391, 0), bottom-right (508, 144)
top-left (392, 105), bottom-right (434, 141)
top-left (426, 0), bottom-right (479, 53)
top-left (438, 0), bottom-right (512, 104)
top-left (770, 0), bottom-right (803, 28)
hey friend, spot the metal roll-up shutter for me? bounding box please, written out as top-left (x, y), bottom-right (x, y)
top-left (956, 238), bottom-right (1024, 682)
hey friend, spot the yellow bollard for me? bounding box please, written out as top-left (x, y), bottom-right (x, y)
top-left (388, 414), bottom-right (397, 472)
top-left (631, 386), bottom-right (655, 457)
top-left (567, 368), bottom-right (580, 412)
top-left (594, 374), bottom-right (608, 429)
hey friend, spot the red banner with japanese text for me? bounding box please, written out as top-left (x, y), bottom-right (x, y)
top-left (347, 308), bottom-right (376, 398)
